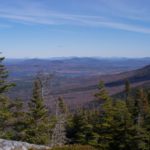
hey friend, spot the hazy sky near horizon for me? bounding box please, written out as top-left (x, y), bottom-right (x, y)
top-left (0, 0), bottom-right (150, 58)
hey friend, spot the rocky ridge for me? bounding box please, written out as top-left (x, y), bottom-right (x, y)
top-left (0, 139), bottom-right (51, 150)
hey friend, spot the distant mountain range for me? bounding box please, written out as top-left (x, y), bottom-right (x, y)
top-left (5, 57), bottom-right (150, 77)
top-left (5, 57), bottom-right (150, 109)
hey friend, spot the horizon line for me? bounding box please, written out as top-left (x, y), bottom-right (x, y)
top-left (5, 56), bottom-right (150, 60)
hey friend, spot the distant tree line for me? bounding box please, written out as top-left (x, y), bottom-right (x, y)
top-left (0, 55), bottom-right (150, 150)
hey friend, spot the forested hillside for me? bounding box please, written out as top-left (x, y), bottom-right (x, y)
top-left (1, 55), bottom-right (150, 150)
top-left (5, 58), bottom-right (150, 110)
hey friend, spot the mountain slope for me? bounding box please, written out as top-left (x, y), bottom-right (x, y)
top-left (7, 62), bottom-right (150, 109)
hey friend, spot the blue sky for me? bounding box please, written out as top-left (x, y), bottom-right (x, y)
top-left (0, 0), bottom-right (150, 58)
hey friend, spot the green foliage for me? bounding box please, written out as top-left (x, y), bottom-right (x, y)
top-left (0, 56), bottom-right (15, 94)
top-left (0, 55), bottom-right (15, 139)
top-left (58, 97), bottom-right (68, 114)
top-left (66, 111), bottom-right (97, 145)
top-left (125, 80), bottom-right (130, 96)
top-left (66, 81), bottom-right (150, 150)
top-left (0, 95), bottom-right (13, 139)
top-left (10, 98), bottom-right (28, 141)
top-left (25, 77), bottom-right (52, 145)
top-left (94, 81), bottom-right (109, 102)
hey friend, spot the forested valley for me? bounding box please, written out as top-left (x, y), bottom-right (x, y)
top-left (0, 55), bottom-right (150, 150)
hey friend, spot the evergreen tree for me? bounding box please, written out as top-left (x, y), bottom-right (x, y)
top-left (0, 95), bottom-right (13, 139)
top-left (95, 98), bottom-right (114, 149)
top-left (0, 56), bottom-right (15, 94)
top-left (124, 80), bottom-right (130, 106)
top-left (66, 110), bottom-right (97, 145)
top-left (58, 97), bottom-right (68, 114)
top-left (139, 88), bottom-right (149, 119)
top-left (0, 55), bottom-right (15, 139)
top-left (25, 77), bottom-right (51, 145)
top-left (109, 100), bottom-right (134, 150)
top-left (95, 81), bottom-right (109, 102)
top-left (131, 88), bottom-right (149, 150)
top-left (10, 98), bottom-right (27, 141)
